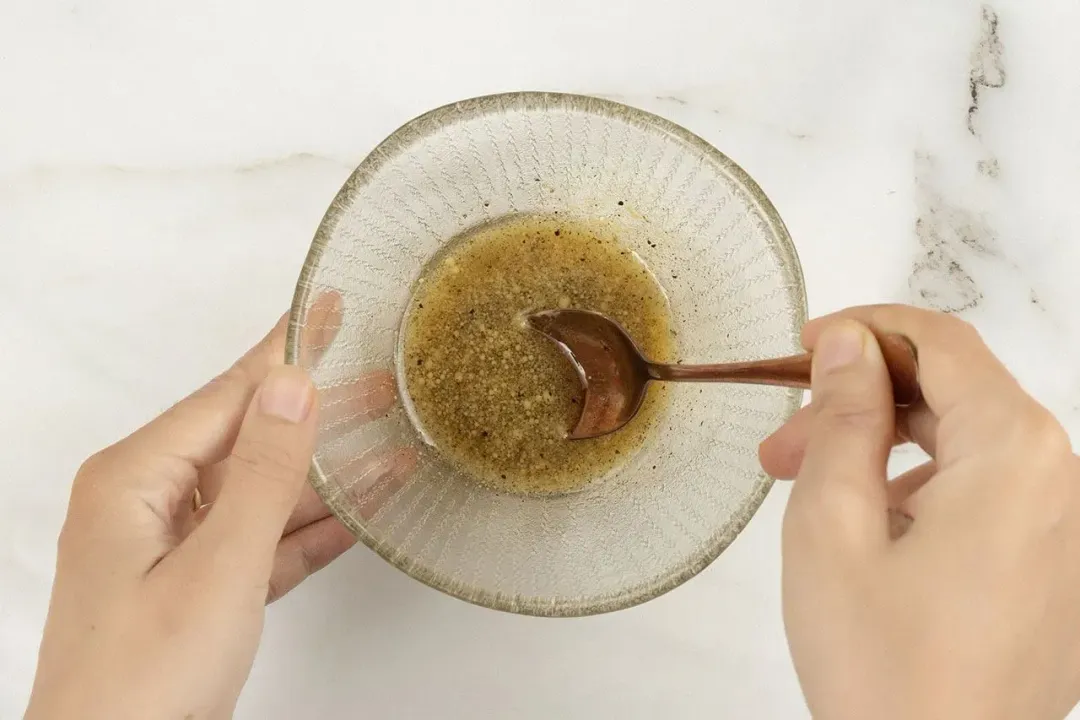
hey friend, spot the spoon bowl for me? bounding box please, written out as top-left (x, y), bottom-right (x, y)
top-left (527, 309), bottom-right (654, 439)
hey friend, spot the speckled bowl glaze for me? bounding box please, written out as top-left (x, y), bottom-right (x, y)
top-left (287, 92), bottom-right (806, 616)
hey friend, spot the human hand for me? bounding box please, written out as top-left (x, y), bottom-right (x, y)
top-left (25, 294), bottom-right (415, 720)
top-left (760, 305), bottom-right (1080, 720)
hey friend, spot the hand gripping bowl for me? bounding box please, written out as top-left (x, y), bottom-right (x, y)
top-left (286, 92), bottom-right (807, 616)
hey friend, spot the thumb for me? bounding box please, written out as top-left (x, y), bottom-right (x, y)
top-left (196, 365), bottom-right (318, 585)
top-left (788, 320), bottom-right (894, 550)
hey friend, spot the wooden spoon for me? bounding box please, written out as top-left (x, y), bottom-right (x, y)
top-left (527, 309), bottom-right (920, 440)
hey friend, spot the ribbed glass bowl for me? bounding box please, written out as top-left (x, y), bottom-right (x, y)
top-left (287, 92), bottom-right (806, 616)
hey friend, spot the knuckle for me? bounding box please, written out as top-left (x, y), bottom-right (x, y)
top-left (942, 314), bottom-right (979, 338)
top-left (923, 313), bottom-right (982, 352)
top-left (75, 446), bottom-right (113, 481)
top-left (952, 319), bottom-right (988, 352)
top-left (69, 446), bottom-right (119, 505)
top-left (881, 305), bottom-right (983, 349)
top-left (208, 363), bottom-right (253, 395)
top-left (55, 501), bottom-right (111, 558)
top-left (1022, 406), bottom-right (1071, 457)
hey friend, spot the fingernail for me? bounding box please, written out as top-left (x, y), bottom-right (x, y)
top-left (814, 323), bottom-right (865, 375)
top-left (260, 368), bottom-right (314, 423)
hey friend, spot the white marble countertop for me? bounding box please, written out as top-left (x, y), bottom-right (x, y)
top-left (4, 1), bottom-right (1080, 717)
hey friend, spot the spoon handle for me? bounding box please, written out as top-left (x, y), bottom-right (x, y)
top-left (648, 332), bottom-right (921, 406)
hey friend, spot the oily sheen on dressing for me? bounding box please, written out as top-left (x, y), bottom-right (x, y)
top-left (402, 214), bottom-right (675, 494)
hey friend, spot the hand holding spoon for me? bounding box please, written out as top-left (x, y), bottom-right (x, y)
top-left (527, 309), bottom-right (920, 440)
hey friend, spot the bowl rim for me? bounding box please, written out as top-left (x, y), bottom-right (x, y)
top-left (287, 91), bottom-right (807, 617)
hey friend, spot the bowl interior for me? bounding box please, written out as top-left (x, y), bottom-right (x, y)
top-left (288, 92), bottom-right (806, 616)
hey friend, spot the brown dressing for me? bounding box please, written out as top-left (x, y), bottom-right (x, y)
top-left (402, 214), bottom-right (675, 494)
